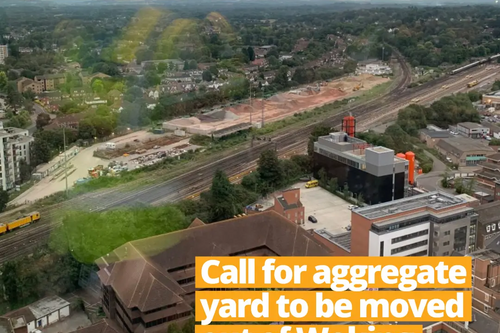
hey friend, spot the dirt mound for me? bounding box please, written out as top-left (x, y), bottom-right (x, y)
top-left (269, 95), bottom-right (286, 103)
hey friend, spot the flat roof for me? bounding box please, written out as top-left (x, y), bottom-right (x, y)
top-left (354, 191), bottom-right (467, 220)
top-left (28, 296), bottom-right (70, 319)
top-left (458, 122), bottom-right (485, 129)
top-left (469, 248), bottom-right (500, 261)
top-left (437, 137), bottom-right (493, 155)
top-left (314, 229), bottom-right (351, 252)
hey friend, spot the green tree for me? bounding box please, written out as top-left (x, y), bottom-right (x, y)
top-left (328, 178), bottom-right (338, 192)
top-left (0, 71), bottom-right (7, 90)
top-left (157, 62), bottom-right (168, 74)
top-left (257, 149), bottom-right (284, 194)
top-left (207, 170), bottom-right (237, 223)
top-left (19, 159), bottom-right (32, 183)
top-left (0, 190), bottom-right (8, 212)
top-left (202, 70), bottom-right (213, 82)
top-left (247, 46), bottom-right (255, 61)
top-left (36, 113), bottom-right (51, 129)
top-left (31, 137), bottom-right (52, 165)
top-left (273, 66), bottom-right (289, 88)
top-left (168, 323), bottom-right (182, 333)
top-left (78, 119), bottom-right (96, 140)
top-left (308, 125), bottom-right (333, 157)
top-left (1, 261), bottom-right (19, 304)
top-left (318, 168), bottom-right (328, 187)
top-left (182, 317), bottom-right (195, 333)
top-left (91, 79), bottom-right (104, 94)
top-left (6, 83), bottom-right (22, 111)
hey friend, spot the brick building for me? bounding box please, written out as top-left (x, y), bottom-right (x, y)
top-left (271, 188), bottom-right (305, 225)
top-left (470, 249), bottom-right (500, 319)
top-left (475, 201), bottom-right (500, 249)
top-left (476, 153), bottom-right (500, 189)
top-left (96, 211), bottom-right (332, 333)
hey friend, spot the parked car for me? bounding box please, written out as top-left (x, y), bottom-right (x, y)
top-left (348, 205), bottom-right (359, 210)
top-left (308, 215), bottom-right (317, 223)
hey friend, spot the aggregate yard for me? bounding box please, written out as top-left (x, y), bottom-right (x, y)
top-left (163, 74), bottom-right (389, 135)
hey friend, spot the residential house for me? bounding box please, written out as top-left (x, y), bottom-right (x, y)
top-left (43, 113), bottom-right (86, 131)
top-left (85, 98), bottom-right (107, 108)
top-left (163, 72), bottom-right (193, 83)
top-left (16, 77), bottom-right (43, 94)
top-left (293, 38), bottom-right (310, 53)
top-left (271, 188), bottom-right (305, 225)
top-left (435, 137), bottom-right (495, 167)
top-left (197, 62), bottom-right (216, 70)
top-left (3, 296), bottom-right (70, 332)
top-left (146, 89), bottom-right (160, 100)
top-left (71, 87), bottom-right (93, 99)
top-left (34, 73), bottom-right (66, 91)
top-left (39, 91), bottom-right (63, 104)
top-left (251, 58), bottom-right (268, 67)
top-left (253, 45), bottom-right (275, 58)
top-left (18, 47), bottom-right (34, 54)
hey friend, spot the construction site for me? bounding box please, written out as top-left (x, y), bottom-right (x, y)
top-left (163, 74), bottom-right (389, 136)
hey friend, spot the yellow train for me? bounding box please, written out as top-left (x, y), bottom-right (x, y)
top-left (0, 212), bottom-right (41, 235)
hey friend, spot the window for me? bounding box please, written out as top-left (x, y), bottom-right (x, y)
top-left (443, 241), bottom-right (450, 246)
top-left (443, 251), bottom-right (449, 256)
top-left (444, 231), bottom-right (450, 236)
top-left (380, 241), bottom-right (384, 256)
top-left (391, 240), bottom-right (428, 255)
top-left (391, 229), bottom-right (428, 244)
top-left (487, 225), bottom-right (491, 232)
top-left (485, 294), bottom-right (490, 302)
top-left (493, 224), bottom-right (497, 231)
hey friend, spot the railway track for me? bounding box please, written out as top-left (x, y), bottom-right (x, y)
top-left (0, 56), bottom-right (494, 264)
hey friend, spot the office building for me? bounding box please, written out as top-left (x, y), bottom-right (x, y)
top-left (96, 211), bottom-right (331, 333)
top-left (314, 191), bottom-right (479, 257)
top-left (0, 45), bottom-right (8, 65)
top-left (475, 201), bottom-right (500, 250)
top-left (313, 132), bottom-right (409, 205)
top-left (0, 123), bottom-right (33, 190)
top-left (457, 122), bottom-right (490, 139)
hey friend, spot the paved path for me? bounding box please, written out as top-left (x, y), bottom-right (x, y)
top-left (415, 150), bottom-right (454, 192)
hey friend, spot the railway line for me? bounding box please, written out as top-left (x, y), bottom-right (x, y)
top-left (0, 56), bottom-right (498, 264)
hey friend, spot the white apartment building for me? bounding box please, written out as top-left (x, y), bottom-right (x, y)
top-left (0, 45), bottom-right (8, 65)
top-left (0, 123), bottom-right (33, 190)
top-left (315, 191), bottom-right (479, 257)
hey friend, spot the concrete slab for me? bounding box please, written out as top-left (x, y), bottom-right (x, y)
top-left (295, 183), bottom-right (352, 234)
top-left (41, 311), bottom-right (91, 333)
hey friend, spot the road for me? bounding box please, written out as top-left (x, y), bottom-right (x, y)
top-left (27, 103), bottom-right (50, 135)
top-left (415, 151), bottom-right (450, 192)
top-left (0, 57), bottom-right (499, 263)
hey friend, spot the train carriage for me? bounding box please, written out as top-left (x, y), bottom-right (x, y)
top-left (0, 223), bottom-right (6, 235)
top-left (5, 211), bottom-right (41, 232)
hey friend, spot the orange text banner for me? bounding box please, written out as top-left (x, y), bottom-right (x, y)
top-left (196, 325), bottom-right (424, 333)
top-left (195, 257), bottom-right (471, 289)
top-left (195, 291), bottom-right (472, 323)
